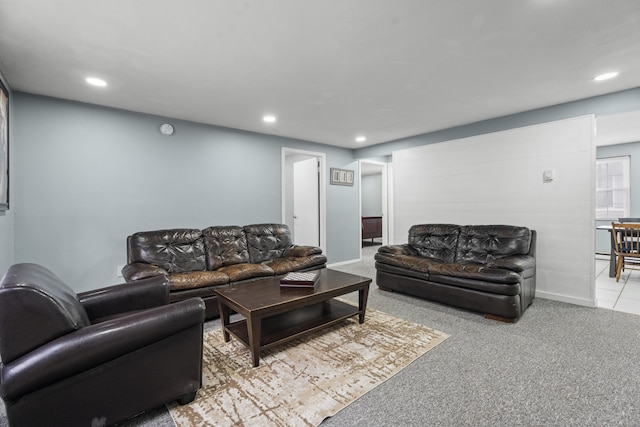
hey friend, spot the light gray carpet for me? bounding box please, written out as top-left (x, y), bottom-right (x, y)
top-left (3, 245), bottom-right (640, 426)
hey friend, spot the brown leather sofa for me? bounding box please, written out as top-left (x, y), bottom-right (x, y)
top-left (123, 223), bottom-right (327, 319)
top-left (0, 263), bottom-right (205, 427)
top-left (375, 224), bottom-right (536, 321)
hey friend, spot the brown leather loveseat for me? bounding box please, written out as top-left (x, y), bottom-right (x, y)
top-left (375, 224), bottom-right (536, 321)
top-left (123, 223), bottom-right (327, 319)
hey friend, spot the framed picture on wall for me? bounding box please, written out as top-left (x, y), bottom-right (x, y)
top-left (0, 79), bottom-right (8, 211)
top-left (330, 168), bottom-right (354, 186)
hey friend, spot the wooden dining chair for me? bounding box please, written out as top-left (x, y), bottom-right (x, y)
top-left (611, 222), bottom-right (640, 282)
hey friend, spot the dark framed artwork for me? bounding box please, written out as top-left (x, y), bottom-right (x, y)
top-left (0, 78), bottom-right (7, 210)
top-left (330, 168), bottom-right (354, 186)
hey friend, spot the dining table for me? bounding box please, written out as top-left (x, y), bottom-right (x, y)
top-left (597, 223), bottom-right (640, 277)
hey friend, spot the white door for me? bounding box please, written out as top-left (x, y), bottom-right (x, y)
top-left (293, 157), bottom-right (320, 246)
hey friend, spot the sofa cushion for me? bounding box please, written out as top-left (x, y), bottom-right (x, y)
top-left (168, 271), bottom-right (230, 291)
top-left (216, 263), bottom-right (274, 282)
top-left (128, 229), bottom-right (206, 273)
top-left (408, 224), bottom-right (460, 263)
top-left (202, 226), bottom-right (250, 270)
top-left (263, 254), bottom-right (327, 275)
top-left (244, 223), bottom-right (293, 263)
top-left (455, 225), bottom-right (532, 265)
top-left (283, 245), bottom-right (323, 257)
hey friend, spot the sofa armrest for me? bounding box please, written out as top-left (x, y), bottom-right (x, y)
top-left (122, 262), bottom-right (168, 281)
top-left (377, 244), bottom-right (416, 256)
top-left (283, 245), bottom-right (322, 257)
top-left (487, 255), bottom-right (536, 273)
top-left (78, 275), bottom-right (170, 321)
top-left (1, 298), bottom-right (205, 401)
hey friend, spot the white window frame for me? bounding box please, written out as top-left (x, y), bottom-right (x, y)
top-left (595, 156), bottom-right (630, 220)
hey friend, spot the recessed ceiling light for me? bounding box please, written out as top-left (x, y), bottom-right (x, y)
top-left (593, 72), bottom-right (619, 82)
top-left (356, 136), bottom-right (366, 143)
top-left (86, 77), bottom-right (107, 87)
top-left (263, 115), bottom-right (276, 123)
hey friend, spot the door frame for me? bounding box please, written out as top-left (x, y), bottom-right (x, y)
top-left (281, 147), bottom-right (327, 253)
top-left (359, 159), bottom-right (391, 259)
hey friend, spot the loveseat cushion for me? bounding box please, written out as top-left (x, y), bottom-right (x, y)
top-left (202, 226), bottom-right (250, 270)
top-left (168, 271), bottom-right (230, 291)
top-left (244, 223), bottom-right (293, 263)
top-left (128, 229), bottom-right (206, 273)
top-left (374, 252), bottom-right (437, 275)
top-left (375, 261), bottom-right (430, 281)
top-left (377, 244), bottom-right (417, 256)
top-left (408, 224), bottom-right (460, 263)
top-left (455, 225), bottom-right (532, 265)
top-left (263, 254), bottom-right (327, 275)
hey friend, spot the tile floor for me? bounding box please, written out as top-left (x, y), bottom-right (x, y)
top-left (596, 255), bottom-right (640, 315)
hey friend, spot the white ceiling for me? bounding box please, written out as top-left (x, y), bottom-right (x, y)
top-left (1, 1), bottom-right (640, 149)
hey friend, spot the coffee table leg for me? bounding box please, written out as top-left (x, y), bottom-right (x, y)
top-left (218, 300), bottom-right (231, 342)
top-left (247, 315), bottom-right (262, 367)
top-left (358, 285), bottom-right (370, 324)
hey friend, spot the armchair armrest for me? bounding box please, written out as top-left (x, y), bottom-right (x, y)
top-left (284, 245), bottom-right (322, 257)
top-left (122, 262), bottom-right (168, 281)
top-left (377, 244), bottom-right (416, 256)
top-left (487, 255), bottom-right (536, 273)
top-left (78, 275), bottom-right (170, 321)
top-left (1, 298), bottom-right (205, 401)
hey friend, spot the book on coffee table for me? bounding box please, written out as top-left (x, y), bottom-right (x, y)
top-left (279, 271), bottom-right (320, 287)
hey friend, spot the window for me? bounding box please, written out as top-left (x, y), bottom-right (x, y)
top-left (596, 156), bottom-right (630, 219)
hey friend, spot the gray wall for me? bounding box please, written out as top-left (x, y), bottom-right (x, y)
top-left (595, 141), bottom-right (640, 253)
top-left (5, 80), bottom-right (640, 292)
top-left (361, 174), bottom-right (382, 217)
top-left (11, 93), bottom-right (359, 291)
top-left (0, 69), bottom-right (13, 275)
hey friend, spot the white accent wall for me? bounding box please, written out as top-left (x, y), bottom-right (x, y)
top-left (392, 116), bottom-right (596, 307)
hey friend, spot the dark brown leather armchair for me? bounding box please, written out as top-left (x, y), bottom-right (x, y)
top-left (0, 263), bottom-right (205, 427)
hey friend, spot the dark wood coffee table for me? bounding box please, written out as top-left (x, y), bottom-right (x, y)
top-left (215, 268), bottom-right (371, 367)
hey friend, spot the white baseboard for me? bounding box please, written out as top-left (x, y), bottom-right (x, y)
top-left (327, 258), bottom-right (361, 268)
top-left (536, 291), bottom-right (597, 308)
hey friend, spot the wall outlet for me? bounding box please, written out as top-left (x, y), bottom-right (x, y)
top-left (116, 265), bottom-right (125, 278)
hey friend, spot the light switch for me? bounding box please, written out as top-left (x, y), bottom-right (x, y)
top-left (543, 169), bottom-right (555, 183)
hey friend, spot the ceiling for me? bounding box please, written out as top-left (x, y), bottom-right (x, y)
top-left (1, 1), bottom-right (640, 149)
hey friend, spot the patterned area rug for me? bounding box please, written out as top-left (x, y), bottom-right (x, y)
top-left (168, 307), bottom-right (448, 427)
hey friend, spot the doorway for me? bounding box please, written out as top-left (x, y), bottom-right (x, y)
top-left (281, 148), bottom-right (327, 252)
top-left (359, 160), bottom-right (390, 260)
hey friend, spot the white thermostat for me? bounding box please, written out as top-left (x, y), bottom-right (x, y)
top-left (160, 123), bottom-right (174, 135)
